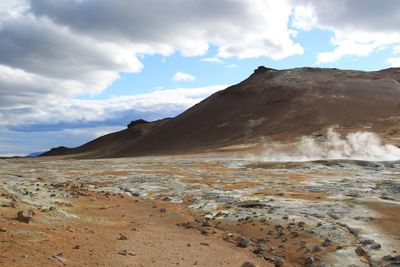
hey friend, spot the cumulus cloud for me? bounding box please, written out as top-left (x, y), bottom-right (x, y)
top-left (292, 0), bottom-right (400, 64)
top-left (0, 85), bottom-right (226, 155)
top-left (29, 0), bottom-right (302, 59)
top-left (0, 126), bottom-right (124, 156)
top-left (2, 85), bottom-right (226, 130)
top-left (172, 72), bottom-right (196, 82)
top-left (202, 57), bottom-right (223, 64)
top-left (0, 0), bottom-right (302, 132)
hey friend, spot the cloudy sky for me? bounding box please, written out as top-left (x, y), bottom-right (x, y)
top-left (1, 0), bottom-right (400, 155)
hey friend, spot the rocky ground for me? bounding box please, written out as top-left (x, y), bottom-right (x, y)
top-left (0, 156), bottom-right (400, 266)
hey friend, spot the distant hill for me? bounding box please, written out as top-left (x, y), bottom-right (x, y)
top-left (42, 66), bottom-right (400, 158)
top-left (27, 151), bottom-right (45, 157)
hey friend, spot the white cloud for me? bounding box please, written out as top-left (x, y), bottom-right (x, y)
top-left (387, 57), bottom-right (400, 67)
top-left (293, 0), bottom-right (400, 64)
top-left (202, 57), bottom-right (223, 64)
top-left (0, 85), bottom-right (226, 154)
top-left (0, 126), bottom-right (124, 156)
top-left (1, 85), bottom-right (226, 129)
top-left (28, 0), bottom-right (302, 60)
top-left (291, 5), bottom-right (317, 31)
top-left (0, 0), bottom-right (303, 133)
top-left (172, 72), bottom-right (197, 82)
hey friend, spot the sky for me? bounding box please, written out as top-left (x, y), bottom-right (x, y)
top-left (1, 0), bottom-right (400, 156)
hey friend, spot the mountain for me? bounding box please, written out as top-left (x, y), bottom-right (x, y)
top-left (27, 151), bottom-right (45, 157)
top-left (42, 66), bottom-right (400, 158)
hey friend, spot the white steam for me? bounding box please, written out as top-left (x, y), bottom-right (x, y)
top-left (260, 128), bottom-right (400, 162)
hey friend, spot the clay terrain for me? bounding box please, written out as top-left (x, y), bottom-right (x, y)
top-left (1, 154), bottom-right (400, 267)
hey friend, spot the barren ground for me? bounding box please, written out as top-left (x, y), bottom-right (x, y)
top-left (1, 155), bottom-right (400, 266)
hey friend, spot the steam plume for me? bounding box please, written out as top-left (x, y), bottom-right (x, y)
top-left (260, 128), bottom-right (400, 162)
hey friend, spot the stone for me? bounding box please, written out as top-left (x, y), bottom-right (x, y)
top-left (274, 257), bottom-right (283, 267)
top-left (236, 236), bottom-right (251, 248)
top-left (252, 246), bottom-right (265, 254)
top-left (118, 249), bottom-right (135, 256)
top-left (237, 200), bottom-right (266, 208)
top-left (52, 253), bottom-right (66, 263)
top-left (312, 245), bottom-right (321, 252)
top-left (16, 210), bottom-right (33, 223)
top-left (241, 262), bottom-right (256, 267)
top-left (322, 238), bottom-right (332, 247)
top-left (355, 245), bottom-right (367, 256)
top-left (370, 243), bottom-right (381, 250)
top-left (360, 239), bottom-right (374, 245)
top-left (297, 221), bottom-right (305, 227)
top-left (159, 208), bottom-right (167, 213)
top-left (118, 233), bottom-right (128, 240)
top-left (305, 255), bottom-right (314, 265)
top-left (73, 244), bottom-right (81, 249)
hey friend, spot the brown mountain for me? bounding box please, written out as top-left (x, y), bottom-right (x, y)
top-left (42, 66), bottom-right (400, 158)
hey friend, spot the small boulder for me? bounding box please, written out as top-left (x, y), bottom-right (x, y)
top-left (274, 257), bottom-right (283, 267)
top-left (16, 210), bottom-right (34, 223)
top-left (322, 238), bottom-right (332, 247)
top-left (236, 236), bottom-right (251, 248)
top-left (118, 233), bottom-right (128, 240)
top-left (241, 262), bottom-right (257, 267)
top-left (305, 255), bottom-right (314, 265)
top-left (355, 245), bottom-right (367, 256)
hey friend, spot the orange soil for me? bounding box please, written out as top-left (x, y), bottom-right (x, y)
top-left (0, 192), bottom-right (271, 267)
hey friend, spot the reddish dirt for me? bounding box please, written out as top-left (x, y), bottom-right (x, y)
top-left (0, 192), bottom-right (271, 267)
top-left (366, 201), bottom-right (400, 237)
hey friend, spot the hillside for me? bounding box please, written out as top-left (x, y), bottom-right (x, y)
top-left (42, 66), bottom-right (400, 158)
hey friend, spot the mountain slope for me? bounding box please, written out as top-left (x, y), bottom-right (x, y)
top-left (42, 66), bottom-right (400, 158)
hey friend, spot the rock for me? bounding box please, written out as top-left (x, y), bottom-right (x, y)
top-left (73, 244), bottom-right (81, 249)
top-left (159, 208), bottom-right (167, 213)
top-left (355, 245), bottom-right (367, 256)
top-left (118, 249), bottom-right (135, 256)
top-left (241, 262), bottom-right (257, 267)
top-left (127, 119), bottom-right (149, 128)
top-left (274, 257), bottom-right (283, 267)
top-left (16, 210), bottom-right (34, 223)
top-left (236, 236), bottom-right (251, 248)
top-left (291, 231), bottom-right (299, 237)
top-left (322, 238), bottom-right (332, 247)
top-left (360, 239), bottom-right (374, 245)
top-left (297, 221), bottom-right (305, 227)
top-left (237, 200), bottom-right (266, 208)
top-left (0, 227), bottom-right (7, 232)
top-left (252, 246), bottom-right (265, 254)
top-left (52, 253), bottom-right (66, 263)
top-left (118, 233), bottom-right (128, 240)
top-left (201, 219), bottom-right (210, 227)
top-left (305, 255), bottom-right (314, 265)
top-left (179, 221), bottom-right (196, 229)
top-left (300, 240), bottom-right (307, 249)
top-left (381, 255), bottom-right (400, 266)
top-left (312, 245), bottom-right (321, 252)
top-left (370, 243), bottom-right (381, 250)
top-left (282, 215), bottom-right (289, 220)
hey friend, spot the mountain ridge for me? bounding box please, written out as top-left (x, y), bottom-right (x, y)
top-left (42, 66), bottom-right (400, 158)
